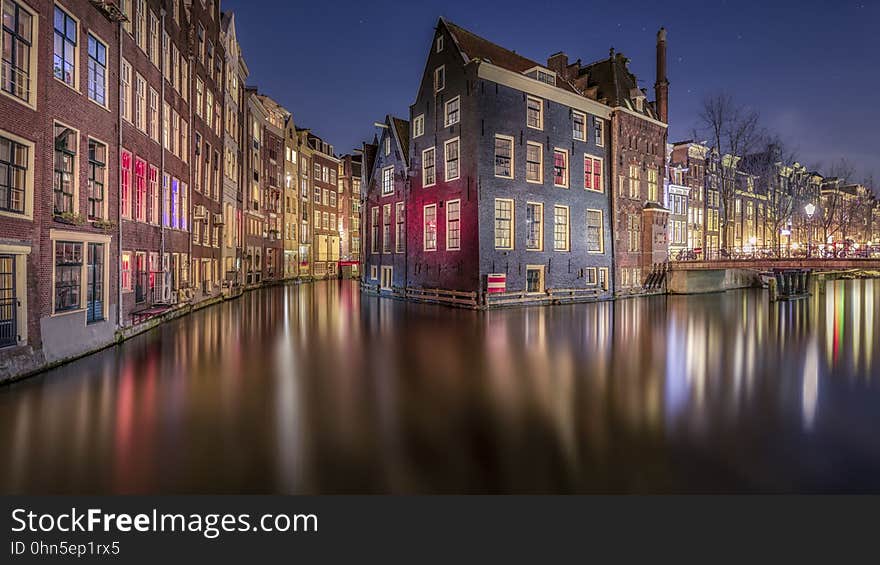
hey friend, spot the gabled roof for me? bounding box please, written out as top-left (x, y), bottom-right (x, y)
top-left (390, 117), bottom-right (410, 168)
top-left (576, 53), bottom-right (660, 120)
top-left (362, 138), bottom-right (378, 184)
top-left (440, 18), bottom-right (580, 94)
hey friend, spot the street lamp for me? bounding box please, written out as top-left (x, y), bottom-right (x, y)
top-left (805, 203), bottom-right (816, 257)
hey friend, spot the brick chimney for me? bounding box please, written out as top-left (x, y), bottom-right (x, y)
top-left (547, 52), bottom-right (569, 80)
top-left (655, 27), bottom-right (669, 123)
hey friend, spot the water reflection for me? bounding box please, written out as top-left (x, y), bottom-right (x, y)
top-left (1, 279), bottom-right (880, 494)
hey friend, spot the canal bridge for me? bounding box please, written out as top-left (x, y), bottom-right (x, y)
top-left (664, 255), bottom-right (880, 295)
top-left (667, 257), bottom-right (880, 271)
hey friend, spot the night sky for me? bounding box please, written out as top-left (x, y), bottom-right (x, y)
top-left (225, 0), bottom-right (879, 183)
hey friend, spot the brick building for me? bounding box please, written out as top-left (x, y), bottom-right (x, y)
top-left (0, 0), bottom-right (124, 378)
top-left (302, 131), bottom-right (339, 278)
top-left (554, 29), bottom-right (670, 294)
top-left (338, 152), bottom-right (361, 278)
top-left (188, 0), bottom-right (225, 301)
top-left (281, 114), bottom-right (299, 279)
top-left (362, 115), bottom-right (409, 290)
top-left (393, 18), bottom-right (615, 304)
top-left (118, 0), bottom-right (193, 327)
top-left (219, 10), bottom-right (247, 291)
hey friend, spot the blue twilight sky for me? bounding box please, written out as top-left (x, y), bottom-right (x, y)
top-left (224, 0), bottom-right (879, 183)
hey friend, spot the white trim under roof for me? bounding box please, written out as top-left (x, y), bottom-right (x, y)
top-left (613, 107), bottom-right (668, 129)
top-left (476, 62), bottom-right (612, 120)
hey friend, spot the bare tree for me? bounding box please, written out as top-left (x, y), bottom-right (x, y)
top-left (819, 158), bottom-right (856, 243)
top-left (695, 92), bottom-right (763, 249)
top-left (741, 136), bottom-right (801, 251)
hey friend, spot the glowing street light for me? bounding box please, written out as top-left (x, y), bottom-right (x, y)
top-left (805, 203), bottom-right (816, 257)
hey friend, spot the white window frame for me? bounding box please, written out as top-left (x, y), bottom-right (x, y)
top-left (525, 265), bottom-right (544, 294)
top-left (594, 117), bottom-right (605, 147)
top-left (381, 165), bottom-right (394, 195)
top-left (423, 203), bottom-right (437, 251)
top-left (526, 141), bottom-right (543, 184)
top-left (553, 148), bottom-right (569, 188)
top-left (586, 208), bottom-right (604, 254)
top-left (494, 198), bottom-right (514, 250)
top-left (446, 199), bottom-right (461, 251)
top-left (526, 96), bottom-right (543, 130)
top-left (444, 96), bottom-right (460, 127)
top-left (584, 154), bottom-right (604, 192)
top-left (436, 35), bottom-right (444, 53)
top-left (494, 134), bottom-right (514, 179)
top-left (444, 137), bottom-right (460, 182)
top-left (572, 111), bottom-right (586, 141)
top-left (413, 114), bottom-right (424, 138)
top-left (553, 205), bottom-right (570, 251)
top-left (525, 202), bottom-right (543, 252)
top-left (422, 146), bottom-right (436, 187)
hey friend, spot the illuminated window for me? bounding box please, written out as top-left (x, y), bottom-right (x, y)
top-left (423, 204), bottom-right (437, 251)
top-left (553, 149), bottom-right (568, 187)
top-left (553, 206), bottom-right (569, 251)
top-left (494, 199), bottom-right (513, 249)
top-left (584, 155), bottom-right (603, 192)
top-left (446, 199), bottom-right (460, 250)
top-left (382, 166), bottom-right (394, 195)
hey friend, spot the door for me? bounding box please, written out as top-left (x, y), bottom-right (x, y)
top-left (86, 243), bottom-right (104, 323)
top-left (0, 255), bottom-right (16, 346)
top-left (135, 252), bottom-right (146, 303)
top-left (380, 266), bottom-right (393, 290)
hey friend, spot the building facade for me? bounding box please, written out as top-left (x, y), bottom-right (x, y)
top-left (219, 10), bottom-right (247, 291)
top-left (399, 18), bottom-right (615, 304)
top-left (0, 0), bottom-right (125, 378)
top-left (363, 116), bottom-right (409, 290)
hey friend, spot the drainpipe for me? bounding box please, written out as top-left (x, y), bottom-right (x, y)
top-left (187, 49), bottom-right (194, 296)
top-left (117, 19), bottom-right (123, 328)
top-left (159, 9), bottom-right (166, 295)
top-left (608, 109), bottom-right (617, 295)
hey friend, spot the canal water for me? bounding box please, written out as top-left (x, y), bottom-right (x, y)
top-left (1, 279), bottom-right (879, 493)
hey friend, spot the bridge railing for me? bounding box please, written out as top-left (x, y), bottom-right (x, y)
top-left (669, 244), bottom-right (880, 262)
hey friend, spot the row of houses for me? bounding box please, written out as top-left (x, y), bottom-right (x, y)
top-left (0, 0), bottom-right (359, 380)
top-left (666, 142), bottom-right (879, 259)
top-left (362, 18), bottom-right (671, 306)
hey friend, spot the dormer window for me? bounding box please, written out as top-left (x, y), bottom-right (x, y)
top-left (524, 66), bottom-right (556, 86)
top-left (436, 35), bottom-right (444, 53)
top-left (634, 97), bottom-right (644, 111)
